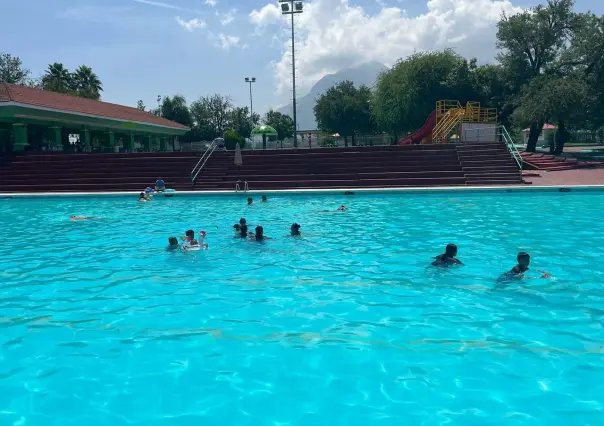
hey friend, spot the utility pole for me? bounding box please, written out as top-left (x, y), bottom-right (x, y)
top-left (244, 77), bottom-right (256, 119)
top-left (279, 0), bottom-right (303, 147)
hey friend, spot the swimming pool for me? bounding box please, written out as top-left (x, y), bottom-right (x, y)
top-left (1, 191), bottom-right (603, 426)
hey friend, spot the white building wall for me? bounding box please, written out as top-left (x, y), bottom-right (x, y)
top-left (460, 123), bottom-right (498, 142)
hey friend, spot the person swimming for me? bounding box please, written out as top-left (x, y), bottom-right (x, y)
top-left (182, 231), bottom-right (208, 251)
top-left (167, 237), bottom-right (180, 251)
top-left (249, 225), bottom-right (270, 241)
top-left (318, 205), bottom-right (348, 213)
top-left (234, 218), bottom-right (247, 232)
top-left (70, 216), bottom-right (100, 221)
top-left (497, 252), bottom-right (550, 282)
top-left (290, 223), bottom-right (301, 236)
top-left (247, 197), bottom-right (253, 206)
top-left (138, 192), bottom-right (148, 202)
top-left (181, 229), bottom-right (195, 242)
top-left (432, 243), bottom-right (463, 266)
top-left (237, 224), bottom-right (248, 238)
top-left (262, 195), bottom-right (268, 202)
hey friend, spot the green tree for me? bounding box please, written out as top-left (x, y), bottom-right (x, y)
top-left (136, 100), bottom-right (146, 111)
top-left (472, 64), bottom-right (513, 126)
top-left (227, 106), bottom-right (258, 139)
top-left (562, 12), bottom-right (604, 131)
top-left (189, 94), bottom-right (232, 140)
top-left (41, 62), bottom-right (72, 93)
top-left (314, 80), bottom-right (373, 145)
top-left (263, 110), bottom-right (294, 141)
top-left (511, 75), bottom-right (591, 154)
top-left (71, 65), bottom-right (103, 100)
top-left (160, 95), bottom-right (192, 127)
top-left (0, 53), bottom-right (30, 84)
top-left (373, 50), bottom-right (479, 137)
top-left (496, 0), bottom-right (577, 152)
top-left (223, 129), bottom-right (245, 150)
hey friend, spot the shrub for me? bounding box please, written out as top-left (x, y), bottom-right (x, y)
top-left (224, 129), bottom-right (245, 150)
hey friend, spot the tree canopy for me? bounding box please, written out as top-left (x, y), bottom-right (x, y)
top-left (0, 53), bottom-right (30, 85)
top-left (373, 50), bottom-right (480, 137)
top-left (263, 110), bottom-right (294, 142)
top-left (314, 80), bottom-right (373, 143)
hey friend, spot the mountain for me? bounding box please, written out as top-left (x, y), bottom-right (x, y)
top-left (276, 61), bottom-right (388, 131)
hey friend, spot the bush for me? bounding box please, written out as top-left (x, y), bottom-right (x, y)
top-left (224, 129), bottom-right (245, 150)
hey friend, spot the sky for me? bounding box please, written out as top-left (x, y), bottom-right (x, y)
top-left (2, 0), bottom-right (602, 116)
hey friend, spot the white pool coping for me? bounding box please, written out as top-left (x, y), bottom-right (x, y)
top-left (1, 184), bottom-right (604, 198)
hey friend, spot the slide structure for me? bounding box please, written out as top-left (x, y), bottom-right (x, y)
top-left (398, 110), bottom-right (437, 145)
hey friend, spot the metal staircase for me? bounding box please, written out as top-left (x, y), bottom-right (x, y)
top-left (431, 100), bottom-right (497, 143)
top-left (432, 107), bottom-right (465, 141)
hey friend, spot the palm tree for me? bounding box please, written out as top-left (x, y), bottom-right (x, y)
top-left (160, 95), bottom-right (192, 126)
top-left (41, 62), bottom-right (72, 93)
top-left (72, 65), bottom-right (103, 100)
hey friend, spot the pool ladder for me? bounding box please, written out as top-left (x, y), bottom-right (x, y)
top-left (235, 180), bottom-right (249, 192)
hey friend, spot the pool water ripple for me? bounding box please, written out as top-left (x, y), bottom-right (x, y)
top-left (0, 192), bottom-right (603, 425)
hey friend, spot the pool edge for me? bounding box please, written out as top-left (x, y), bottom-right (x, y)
top-left (1, 184), bottom-right (604, 198)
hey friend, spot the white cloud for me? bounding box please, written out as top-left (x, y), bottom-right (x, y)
top-left (249, 0), bottom-right (523, 95)
top-left (133, 0), bottom-right (200, 13)
top-left (205, 0), bottom-right (218, 6)
top-left (249, 4), bottom-right (281, 27)
top-left (219, 8), bottom-right (237, 26)
top-left (176, 16), bottom-right (206, 31)
top-left (214, 33), bottom-right (240, 50)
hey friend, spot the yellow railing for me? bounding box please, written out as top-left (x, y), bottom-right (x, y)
top-left (433, 108), bottom-right (464, 141)
top-left (433, 100), bottom-right (498, 142)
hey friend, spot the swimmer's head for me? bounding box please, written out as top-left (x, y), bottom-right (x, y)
top-left (138, 192), bottom-right (145, 198)
top-left (168, 237), bottom-right (179, 246)
top-left (189, 239), bottom-right (199, 246)
top-left (517, 252), bottom-right (530, 267)
top-left (445, 244), bottom-right (458, 257)
top-left (255, 225), bottom-right (264, 236)
top-left (262, 195), bottom-right (267, 202)
top-left (240, 218), bottom-right (247, 225)
top-left (240, 224), bottom-right (248, 236)
top-left (247, 198), bottom-right (253, 205)
top-left (185, 229), bottom-right (195, 240)
top-left (291, 223), bottom-right (301, 235)
top-left (234, 224), bottom-right (241, 230)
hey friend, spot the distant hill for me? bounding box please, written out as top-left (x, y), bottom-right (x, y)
top-left (277, 61), bottom-right (388, 130)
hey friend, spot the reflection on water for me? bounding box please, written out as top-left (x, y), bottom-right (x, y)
top-left (0, 193), bottom-right (603, 426)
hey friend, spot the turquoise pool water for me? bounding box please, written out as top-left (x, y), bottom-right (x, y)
top-left (1, 192), bottom-right (603, 426)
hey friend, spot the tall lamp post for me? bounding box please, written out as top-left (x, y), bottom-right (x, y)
top-left (244, 77), bottom-right (256, 119)
top-left (279, 0), bottom-right (303, 147)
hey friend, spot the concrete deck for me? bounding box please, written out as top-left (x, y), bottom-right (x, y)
top-left (524, 168), bottom-right (604, 186)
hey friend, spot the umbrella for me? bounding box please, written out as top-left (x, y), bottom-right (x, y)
top-left (251, 125), bottom-right (278, 136)
top-left (234, 143), bottom-right (243, 166)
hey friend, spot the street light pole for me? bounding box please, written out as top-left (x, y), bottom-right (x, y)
top-left (279, 0), bottom-right (303, 147)
top-left (244, 77), bottom-right (256, 119)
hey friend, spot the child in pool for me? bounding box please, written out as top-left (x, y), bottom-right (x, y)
top-left (181, 229), bottom-right (195, 241)
top-left (249, 225), bottom-right (271, 241)
top-left (167, 237), bottom-right (180, 251)
top-left (497, 252), bottom-right (550, 282)
top-left (432, 244), bottom-right (463, 267)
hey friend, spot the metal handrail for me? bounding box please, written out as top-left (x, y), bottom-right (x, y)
top-left (462, 126), bottom-right (523, 172)
top-left (235, 181), bottom-right (249, 192)
top-left (501, 125), bottom-right (523, 172)
top-left (433, 108), bottom-right (464, 141)
top-left (190, 140), bottom-right (217, 183)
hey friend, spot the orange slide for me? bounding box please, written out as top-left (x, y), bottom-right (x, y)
top-left (398, 110), bottom-right (436, 145)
